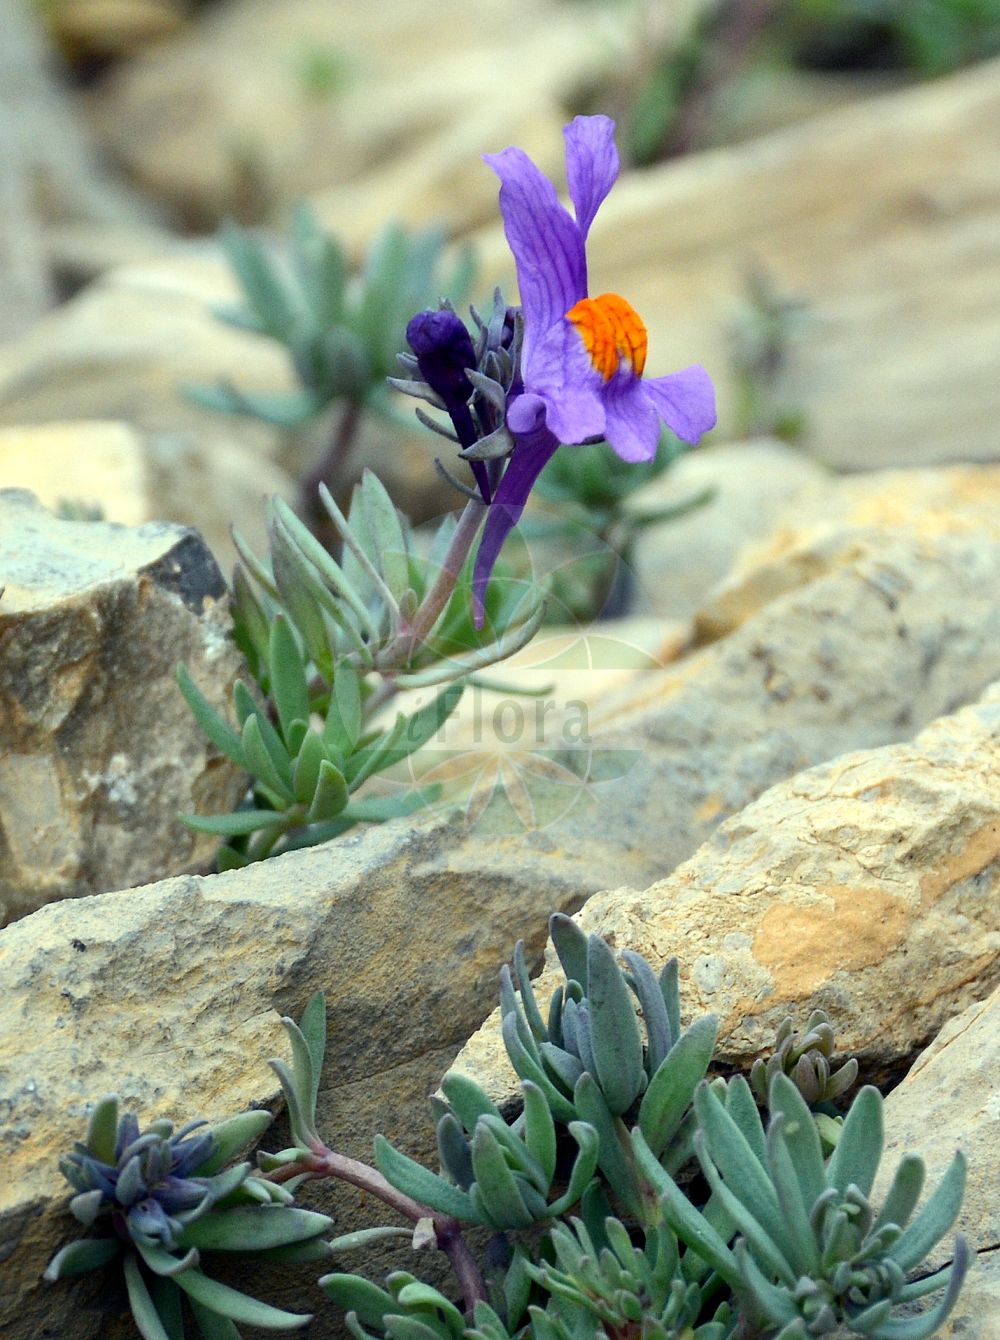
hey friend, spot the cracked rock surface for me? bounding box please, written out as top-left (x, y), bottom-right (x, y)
top-left (0, 490), bottom-right (246, 923)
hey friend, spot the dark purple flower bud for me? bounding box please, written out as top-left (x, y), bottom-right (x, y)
top-left (406, 307), bottom-right (491, 500)
top-left (405, 309), bottom-right (477, 416)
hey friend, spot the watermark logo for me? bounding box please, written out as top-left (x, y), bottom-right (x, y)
top-left (400, 623), bottom-right (657, 833)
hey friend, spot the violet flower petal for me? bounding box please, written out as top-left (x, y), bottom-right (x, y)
top-left (483, 146), bottom-right (587, 374)
top-left (528, 318), bottom-right (606, 445)
top-left (563, 115), bottom-right (619, 238)
top-left (472, 429), bottom-right (560, 627)
top-left (643, 366), bottom-right (717, 445)
top-left (603, 378), bottom-right (662, 463)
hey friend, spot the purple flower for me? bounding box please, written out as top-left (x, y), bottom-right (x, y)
top-left (472, 115), bottom-right (716, 624)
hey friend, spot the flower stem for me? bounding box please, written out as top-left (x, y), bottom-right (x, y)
top-left (377, 496), bottom-right (486, 668)
top-left (267, 1147), bottom-right (486, 1312)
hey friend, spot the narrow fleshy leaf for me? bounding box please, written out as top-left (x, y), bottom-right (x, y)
top-left (346, 682), bottom-right (465, 786)
top-left (436, 1114), bottom-right (474, 1190)
top-left (175, 1267), bottom-right (311, 1329)
top-left (694, 1082), bottom-right (790, 1259)
top-left (723, 1075), bottom-right (768, 1168)
top-left (477, 1113), bottom-right (549, 1193)
top-left (339, 788), bottom-right (435, 823)
top-left (221, 226), bottom-right (296, 341)
top-left (177, 667), bottom-right (246, 768)
top-left (873, 1154), bottom-right (925, 1236)
top-left (826, 1085), bottom-right (884, 1200)
top-left (550, 913), bottom-right (589, 987)
top-left (241, 714), bottom-right (293, 800)
top-left (360, 470), bottom-right (410, 601)
top-left (733, 1241), bottom-right (799, 1326)
top-left (521, 1080), bottom-right (557, 1186)
top-left (44, 1236), bottom-right (121, 1280)
top-left (70, 1189), bottom-right (105, 1226)
top-left (468, 1126), bottom-right (537, 1228)
top-left (766, 1116), bottom-right (821, 1277)
top-left (622, 950), bottom-right (672, 1071)
top-left (296, 992), bottom-right (327, 1119)
top-left (183, 810), bottom-right (284, 838)
top-left (123, 1253), bottom-right (175, 1340)
top-left (696, 1138), bottom-right (795, 1289)
top-left (189, 1296), bottom-right (243, 1339)
top-left (887, 1152), bottom-right (966, 1271)
top-left (191, 1109), bottom-right (272, 1173)
top-left (638, 1015), bottom-right (717, 1157)
top-left (269, 616), bottom-right (311, 741)
top-left (267, 1058), bottom-right (316, 1150)
top-left (325, 662), bottom-right (362, 756)
top-left (134, 1241), bottom-right (198, 1279)
top-left (373, 1136), bottom-right (483, 1223)
top-left (281, 1017), bottom-right (319, 1135)
top-left (586, 935), bottom-right (644, 1116)
top-left (631, 1132), bottom-right (740, 1291)
top-left (767, 1073), bottom-right (826, 1213)
top-left (306, 757), bottom-right (350, 821)
top-left (320, 1273), bottom-right (395, 1325)
top-left (545, 1120), bottom-right (600, 1216)
top-left (573, 1073), bottom-right (639, 1215)
top-left (326, 1226), bottom-right (412, 1253)
top-left (177, 1207), bottom-right (330, 1252)
top-left (149, 1277), bottom-right (185, 1340)
top-left (513, 940), bottom-right (548, 1042)
top-left (85, 1094), bottom-right (119, 1163)
top-left (501, 1012), bottom-right (576, 1122)
top-left (440, 1072), bottom-right (503, 1131)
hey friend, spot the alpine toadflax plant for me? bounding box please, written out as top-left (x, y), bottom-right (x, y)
top-left (472, 114), bottom-right (716, 619)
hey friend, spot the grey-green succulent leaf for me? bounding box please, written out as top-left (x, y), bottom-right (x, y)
top-left (468, 1124), bottom-right (539, 1229)
top-left (545, 1120), bottom-right (601, 1217)
top-left (585, 934), bottom-right (646, 1116)
top-left (177, 1206), bottom-right (331, 1253)
top-left (521, 1079), bottom-right (557, 1186)
top-left (124, 1252), bottom-right (176, 1340)
top-left (327, 1226), bottom-right (415, 1253)
top-left (176, 666), bottom-right (247, 770)
top-left (638, 1014), bottom-right (718, 1158)
top-left (174, 1266), bottom-right (312, 1329)
top-left (320, 1272), bottom-right (396, 1325)
top-left (374, 1135), bottom-right (484, 1224)
top-left (44, 1235), bottom-right (121, 1280)
top-left (182, 810), bottom-right (286, 838)
top-left (439, 1072), bottom-right (504, 1132)
top-left (549, 913), bottom-right (589, 990)
top-left (85, 1094), bottom-right (120, 1164)
top-left (886, 1151), bottom-right (966, 1272)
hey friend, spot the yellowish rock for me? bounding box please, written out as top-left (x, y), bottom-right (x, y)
top-left (453, 682), bottom-right (1000, 1101)
top-left (694, 463), bottom-right (1000, 643)
top-left (0, 419), bottom-right (296, 572)
top-left (0, 490), bottom-right (248, 924)
top-left (86, 0), bottom-right (633, 232)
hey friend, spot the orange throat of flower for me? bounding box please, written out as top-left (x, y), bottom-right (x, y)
top-left (566, 292), bottom-right (648, 380)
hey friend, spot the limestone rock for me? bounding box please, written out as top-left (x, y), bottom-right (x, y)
top-left (629, 439), bottom-right (826, 620)
top-left (693, 462), bottom-right (1000, 643)
top-left (471, 57), bottom-right (1000, 470)
top-left (0, 490), bottom-right (247, 923)
top-left (453, 682), bottom-right (1000, 1102)
top-left (7, 467), bottom-right (1000, 1331)
top-left (875, 984), bottom-right (1000, 1271)
top-left (0, 419), bottom-right (297, 574)
top-left (84, 0), bottom-right (632, 232)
